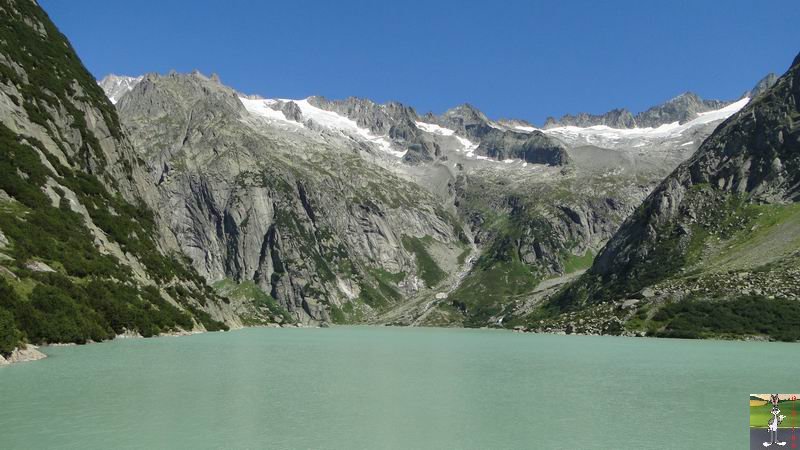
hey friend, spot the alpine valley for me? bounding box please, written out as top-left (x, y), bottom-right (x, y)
top-left (1, 0), bottom-right (798, 364)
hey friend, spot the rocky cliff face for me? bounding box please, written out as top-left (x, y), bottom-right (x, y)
top-left (0, 0), bottom-right (236, 355)
top-left (116, 72), bottom-right (467, 324)
top-left (543, 53), bottom-right (800, 341)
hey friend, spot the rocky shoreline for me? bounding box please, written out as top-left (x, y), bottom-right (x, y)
top-left (509, 324), bottom-right (774, 342)
top-left (1, 319), bottom-right (784, 368)
top-left (0, 345), bottom-right (47, 366)
top-left (0, 322), bottom-right (322, 366)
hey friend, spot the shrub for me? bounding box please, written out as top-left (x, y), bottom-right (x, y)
top-left (0, 307), bottom-right (22, 356)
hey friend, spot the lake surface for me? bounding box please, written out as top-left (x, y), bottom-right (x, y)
top-left (0, 326), bottom-right (796, 449)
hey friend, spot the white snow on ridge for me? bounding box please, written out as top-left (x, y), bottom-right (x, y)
top-left (540, 97), bottom-right (750, 149)
top-left (693, 97), bottom-right (750, 124)
top-left (239, 97), bottom-right (297, 125)
top-left (98, 75), bottom-right (143, 104)
top-left (293, 99), bottom-right (405, 158)
top-left (454, 135), bottom-right (479, 157)
top-left (414, 121), bottom-right (483, 158)
top-left (415, 121), bottom-right (455, 136)
top-left (240, 96), bottom-right (406, 158)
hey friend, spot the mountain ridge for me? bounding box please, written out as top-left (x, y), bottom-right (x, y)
top-left (537, 52), bottom-right (800, 340)
top-left (94, 66), bottom-right (763, 328)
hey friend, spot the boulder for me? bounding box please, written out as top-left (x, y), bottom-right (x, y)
top-left (24, 261), bottom-right (56, 273)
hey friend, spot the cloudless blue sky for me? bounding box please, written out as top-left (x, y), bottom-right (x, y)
top-left (41, 0), bottom-right (799, 125)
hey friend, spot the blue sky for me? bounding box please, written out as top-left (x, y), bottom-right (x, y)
top-left (41, 0), bottom-right (799, 125)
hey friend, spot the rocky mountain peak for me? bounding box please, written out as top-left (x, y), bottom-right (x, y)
top-left (631, 91), bottom-right (729, 128)
top-left (307, 95), bottom-right (419, 135)
top-left (544, 90), bottom-right (737, 130)
top-left (543, 108), bottom-right (636, 129)
top-left (116, 71), bottom-right (244, 121)
top-left (97, 74), bottom-right (143, 104)
top-left (440, 103), bottom-right (490, 128)
top-left (745, 72), bottom-right (778, 99)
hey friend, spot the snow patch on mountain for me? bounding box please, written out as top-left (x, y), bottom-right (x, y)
top-left (239, 97), bottom-right (299, 125)
top-left (294, 99), bottom-right (405, 157)
top-left (414, 121), bottom-right (482, 158)
top-left (239, 96), bottom-right (405, 158)
top-left (98, 75), bottom-right (143, 104)
top-left (414, 121), bottom-right (455, 136)
top-left (540, 97), bottom-right (749, 149)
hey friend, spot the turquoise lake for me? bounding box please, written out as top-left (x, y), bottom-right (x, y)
top-left (1, 326), bottom-right (797, 449)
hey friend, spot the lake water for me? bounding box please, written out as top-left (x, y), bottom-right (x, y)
top-left (0, 326), bottom-right (796, 449)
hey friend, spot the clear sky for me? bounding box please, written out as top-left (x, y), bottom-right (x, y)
top-left (40, 0), bottom-right (799, 125)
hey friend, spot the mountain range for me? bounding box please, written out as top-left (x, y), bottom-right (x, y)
top-left (0, 0), bottom-right (796, 361)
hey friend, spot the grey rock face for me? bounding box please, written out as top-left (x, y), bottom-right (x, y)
top-left (745, 73), bottom-right (778, 99)
top-left (438, 104), bottom-right (570, 165)
top-left (118, 73), bottom-right (464, 324)
top-left (635, 92), bottom-right (728, 128)
top-left (304, 96), bottom-right (441, 163)
top-left (478, 130), bottom-right (569, 165)
top-left (308, 96), bottom-right (419, 135)
top-left (544, 108), bottom-right (636, 129)
top-left (280, 101), bottom-right (304, 122)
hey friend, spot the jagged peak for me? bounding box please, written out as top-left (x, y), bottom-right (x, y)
top-left (664, 91), bottom-right (701, 102)
top-left (744, 73), bottom-right (778, 99)
top-left (442, 103), bottom-right (487, 120)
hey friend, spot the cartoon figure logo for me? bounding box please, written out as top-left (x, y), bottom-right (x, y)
top-left (765, 394), bottom-right (788, 447)
top-left (751, 394), bottom-right (798, 449)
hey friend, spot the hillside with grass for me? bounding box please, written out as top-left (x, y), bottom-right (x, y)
top-left (0, 0), bottom-right (233, 358)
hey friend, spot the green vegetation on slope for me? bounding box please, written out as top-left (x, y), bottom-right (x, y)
top-left (0, 0), bottom-right (123, 170)
top-left (0, 128), bottom-right (228, 353)
top-left (447, 213), bottom-right (545, 327)
top-left (212, 279), bottom-right (294, 325)
top-left (647, 296), bottom-right (800, 341)
top-left (329, 300), bottom-right (370, 324)
top-left (562, 249), bottom-right (595, 274)
top-left (449, 259), bottom-right (540, 327)
top-left (0, 306), bottom-right (22, 355)
top-left (552, 186), bottom-right (768, 310)
top-left (0, 1), bottom-right (230, 353)
top-left (0, 274), bottom-right (196, 354)
top-left (401, 236), bottom-right (446, 287)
